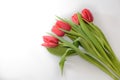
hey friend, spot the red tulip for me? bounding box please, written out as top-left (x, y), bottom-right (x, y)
top-left (52, 20), bottom-right (71, 37)
top-left (56, 20), bottom-right (71, 31)
top-left (43, 36), bottom-right (58, 43)
top-left (42, 36), bottom-right (59, 48)
top-left (81, 8), bottom-right (93, 22)
top-left (52, 25), bottom-right (65, 37)
top-left (42, 43), bottom-right (58, 48)
top-left (72, 13), bottom-right (79, 25)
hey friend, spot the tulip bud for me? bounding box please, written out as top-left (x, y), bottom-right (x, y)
top-left (41, 43), bottom-right (58, 48)
top-left (42, 36), bottom-right (59, 48)
top-left (43, 36), bottom-right (58, 44)
top-left (51, 20), bottom-right (71, 37)
top-left (72, 13), bottom-right (80, 25)
top-left (81, 8), bottom-right (93, 22)
top-left (52, 25), bottom-right (65, 37)
top-left (56, 20), bottom-right (71, 31)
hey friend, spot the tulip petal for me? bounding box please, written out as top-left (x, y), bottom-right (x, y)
top-left (43, 36), bottom-right (58, 44)
top-left (41, 42), bottom-right (58, 48)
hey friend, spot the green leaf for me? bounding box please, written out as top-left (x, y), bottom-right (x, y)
top-left (47, 44), bottom-right (68, 56)
top-left (49, 33), bottom-right (119, 79)
top-left (59, 48), bottom-right (74, 74)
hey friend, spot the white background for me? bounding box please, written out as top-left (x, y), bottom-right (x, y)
top-left (0, 0), bottom-right (120, 80)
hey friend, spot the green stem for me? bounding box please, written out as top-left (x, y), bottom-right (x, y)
top-left (77, 13), bottom-right (120, 76)
top-left (87, 22), bottom-right (120, 74)
top-left (50, 33), bottom-right (119, 80)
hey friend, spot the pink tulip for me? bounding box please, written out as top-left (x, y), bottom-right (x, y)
top-left (72, 13), bottom-right (79, 25)
top-left (42, 43), bottom-right (58, 48)
top-left (52, 25), bottom-right (65, 37)
top-left (51, 20), bottom-right (71, 37)
top-left (56, 20), bottom-right (71, 31)
top-left (42, 36), bottom-right (59, 48)
top-left (81, 8), bottom-right (93, 22)
top-left (43, 36), bottom-right (58, 43)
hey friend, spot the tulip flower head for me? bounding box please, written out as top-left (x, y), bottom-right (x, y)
top-left (42, 36), bottom-right (59, 48)
top-left (52, 25), bottom-right (65, 37)
top-left (81, 8), bottom-right (93, 22)
top-left (56, 20), bottom-right (71, 31)
top-left (72, 13), bottom-right (80, 25)
top-left (52, 20), bottom-right (71, 37)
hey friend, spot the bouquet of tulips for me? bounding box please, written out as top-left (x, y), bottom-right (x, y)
top-left (41, 8), bottom-right (120, 80)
